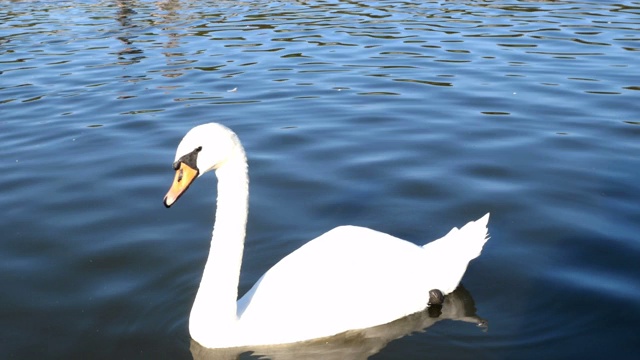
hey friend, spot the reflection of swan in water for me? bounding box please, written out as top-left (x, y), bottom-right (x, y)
top-left (190, 285), bottom-right (486, 360)
top-left (164, 123), bottom-right (490, 349)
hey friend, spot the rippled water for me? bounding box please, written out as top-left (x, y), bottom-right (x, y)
top-left (1, 0), bottom-right (639, 359)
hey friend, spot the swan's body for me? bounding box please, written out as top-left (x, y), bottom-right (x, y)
top-left (164, 123), bottom-right (490, 349)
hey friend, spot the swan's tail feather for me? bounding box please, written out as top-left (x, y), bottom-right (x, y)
top-left (421, 213), bottom-right (490, 294)
top-left (422, 213), bottom-right (490, 261)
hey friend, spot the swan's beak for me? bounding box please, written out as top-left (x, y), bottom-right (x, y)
top-left (164, 162), bottom-right (199, 208)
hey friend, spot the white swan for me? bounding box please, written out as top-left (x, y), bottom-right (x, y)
top-left (163, 123), bottom-right (490, 349)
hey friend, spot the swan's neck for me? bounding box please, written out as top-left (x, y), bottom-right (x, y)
top-left (189, 144), bottom-right (248, 345)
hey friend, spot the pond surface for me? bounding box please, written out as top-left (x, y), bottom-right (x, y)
top-left (1, 0), bottom-right (640, 359)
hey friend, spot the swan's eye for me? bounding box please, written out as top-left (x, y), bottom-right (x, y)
top-left (196, 146), bottom-right (202, 152)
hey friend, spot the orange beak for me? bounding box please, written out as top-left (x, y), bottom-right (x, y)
top-left (163, 162), bottom-right (199, 208)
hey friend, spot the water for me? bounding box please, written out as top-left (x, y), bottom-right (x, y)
top-left (1, 0), bottom-right (639, 358)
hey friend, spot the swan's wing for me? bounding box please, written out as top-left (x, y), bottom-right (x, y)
top-left (236, 213), bottom-right (490, 345)
top-left (236, 226), bottom-right (435, 344)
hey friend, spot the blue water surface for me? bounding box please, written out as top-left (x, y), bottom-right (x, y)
top-left (1, 0), bottom-right (639, 359)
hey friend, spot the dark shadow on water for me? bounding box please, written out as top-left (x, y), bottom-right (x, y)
top-left (190, 285), bottom-right (485, 360)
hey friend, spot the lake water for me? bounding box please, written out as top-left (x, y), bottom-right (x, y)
top-left (1, 0), bottom-right (639, 358)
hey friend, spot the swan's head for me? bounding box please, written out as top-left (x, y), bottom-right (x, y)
top-left (163, 123), bottom-right (240, 208)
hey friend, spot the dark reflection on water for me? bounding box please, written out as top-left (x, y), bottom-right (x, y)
top-left (1, 0), bottom-right (640, 359)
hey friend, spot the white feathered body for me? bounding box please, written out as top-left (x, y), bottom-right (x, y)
top-left (234, 214), bottom-right (489, 346)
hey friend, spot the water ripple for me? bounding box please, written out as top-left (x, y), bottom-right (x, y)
top-left (1, 1), bottom-right (640, 359)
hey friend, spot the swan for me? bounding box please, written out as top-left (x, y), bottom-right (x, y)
top-left (163, 123), bottom-right (490, 349)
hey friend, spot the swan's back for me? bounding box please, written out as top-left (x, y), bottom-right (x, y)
top-left (236, 214), bottom-right (490, 346)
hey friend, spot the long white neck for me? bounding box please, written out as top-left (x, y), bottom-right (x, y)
top-left (189, 143), bottom-right (249, 346)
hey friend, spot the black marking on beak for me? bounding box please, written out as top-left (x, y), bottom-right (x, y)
top-left (173, 146), bottom-right (202, 171)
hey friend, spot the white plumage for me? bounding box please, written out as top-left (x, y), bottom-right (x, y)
top-left (163, 123), bottom-right (490, 349)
